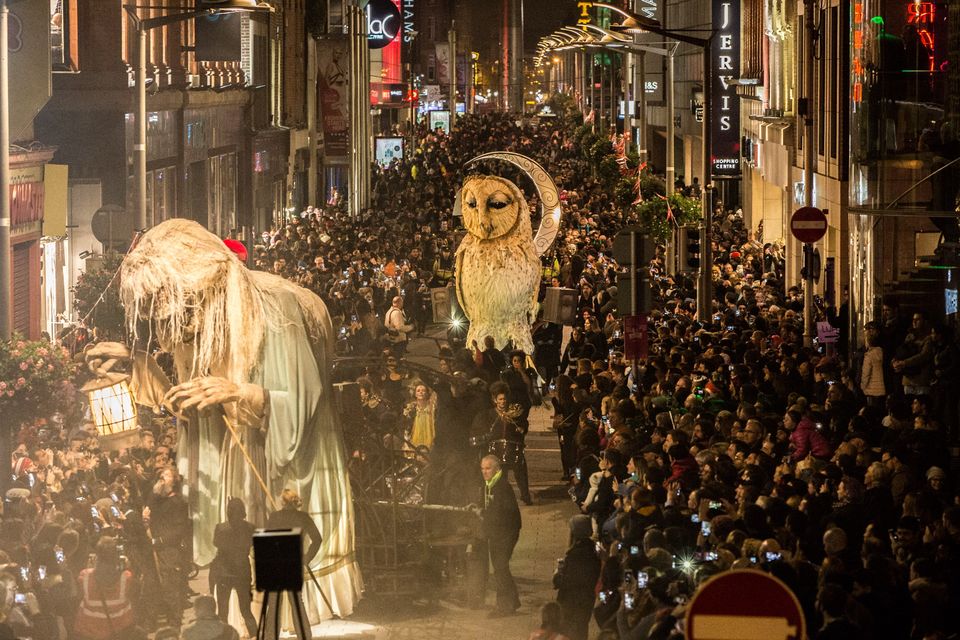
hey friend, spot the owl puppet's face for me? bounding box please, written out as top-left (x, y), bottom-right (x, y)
top-left (460, 176), bottom-right (526, 240)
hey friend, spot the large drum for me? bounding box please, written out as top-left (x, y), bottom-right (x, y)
top-left (468, 433), bottom-right (489, 449)
top-left (488, 439), bottom-right (523, 466)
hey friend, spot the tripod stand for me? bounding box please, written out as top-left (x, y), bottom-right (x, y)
top-left (254, 528), bottom-right (335, 640)
top-left (257, 588), bottom-right (310, 640)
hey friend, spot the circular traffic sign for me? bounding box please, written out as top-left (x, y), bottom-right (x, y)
top-left (790, 206), bottom-right (827, 244)
top-left (685, 569), bottom-right (806, 640)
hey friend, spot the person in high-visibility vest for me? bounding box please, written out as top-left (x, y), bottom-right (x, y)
top-left (74, 538), bottom-right (137, 640)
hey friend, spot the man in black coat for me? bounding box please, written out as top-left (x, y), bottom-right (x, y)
top-left (480, 455), bottom-right (522, 617)
top-left (145, 466), bottom-right (191, 628)
top-left (212, 497), bottom-right (257, 637)
top-left (554, 515), bottom-right (601, 640)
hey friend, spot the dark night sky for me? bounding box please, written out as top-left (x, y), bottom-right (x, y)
top-left (522, 0), bottom-right (576, 51)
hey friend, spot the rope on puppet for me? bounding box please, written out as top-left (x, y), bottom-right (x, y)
top-left (60, 230), bottom-right (144, 342)
top-left (219, 410), bottom-right (339, 618)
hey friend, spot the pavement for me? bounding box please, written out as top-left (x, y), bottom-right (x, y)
top-left (298, 406), bottom-right (580, 640)
top-left (180, 331), bottom-right (585, 640)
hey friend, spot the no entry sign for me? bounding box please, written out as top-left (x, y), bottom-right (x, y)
top-left (685, 569), bottom-right (805, 640)
top-left (790, 206), bottom-right (827, 244)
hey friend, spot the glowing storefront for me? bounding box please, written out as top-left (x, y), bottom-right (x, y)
top-left (848, 0), bottom-right (960, 335)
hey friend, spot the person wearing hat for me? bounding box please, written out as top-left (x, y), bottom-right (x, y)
top-left (552, 515), bottom-right (600, 640)
top-left (924, 466), bottom-right (951, 506)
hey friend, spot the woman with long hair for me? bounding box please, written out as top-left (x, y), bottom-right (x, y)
top-left (404, 381), bottom-right (437, 449)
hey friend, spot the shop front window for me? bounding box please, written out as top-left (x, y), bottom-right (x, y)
top-left (850, 0), bottom-right (959, 224)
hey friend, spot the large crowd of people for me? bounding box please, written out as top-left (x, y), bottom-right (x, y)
top-left (3, 107), bottom-right (959, 640)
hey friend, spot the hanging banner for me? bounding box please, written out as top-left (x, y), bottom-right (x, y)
top-left (711, 0), bottom-right (741, 176)
top-left (435, 43), bottom-right (451, 84)
top-left (318, 37), bottom-right (351, 158)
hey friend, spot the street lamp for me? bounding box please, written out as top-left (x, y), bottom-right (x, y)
top-left (123, 1), bottom-right (273, 234)
top-left (598, 2), bottom-right (717, 322)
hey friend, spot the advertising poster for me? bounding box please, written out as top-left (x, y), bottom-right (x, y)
top-left (429, 110), bottom-right (450, 133)
top-left (435, 43), bottom-right (451, 84)
top-left (375, 137), bottom-right (404, 167)
top-left (318, 37), bottom-right (350, 158)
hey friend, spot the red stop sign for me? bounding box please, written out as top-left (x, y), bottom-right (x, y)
top-left (790, 206), bottom-right (827, 244)
top-left (685, 569), bottom-right (806, 640)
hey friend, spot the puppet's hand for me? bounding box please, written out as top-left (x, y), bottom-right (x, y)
top-left (85, 342), bottom-right (131, 377)
top-left (164, 376), bottom-right (241, 414)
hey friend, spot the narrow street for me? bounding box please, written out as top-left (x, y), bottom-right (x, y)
top-left (316, 406), bottom-right (583, 639)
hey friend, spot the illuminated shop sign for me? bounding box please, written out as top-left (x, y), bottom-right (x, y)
top-left (367, 0), bottom-right (402, 50)
top-left (851, 1), bottom-right (864, 105)
top-left (711, 0), bottom-right (741, 176)
top-left (577, 1), bottom-right (593, 30)
top-left (403, 0), bottom-right (415, 44)
top-left (906, 2), bottom-right (936, 71)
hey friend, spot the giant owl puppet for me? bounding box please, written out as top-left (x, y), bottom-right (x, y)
top-left (454, 152), bottom-right (563, 355)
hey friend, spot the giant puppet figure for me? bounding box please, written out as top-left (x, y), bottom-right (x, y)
top-left (454, 152), bottom-right (564, 354)
top-left (85, 219), bottom-right (361, 620)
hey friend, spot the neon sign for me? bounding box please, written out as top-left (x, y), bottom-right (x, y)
top-left (906, 2), bottom-right (936, 72)
top-left (851, 1), bottom-right (864, 104)
top-left (577, 2), bottom-right (593, 31)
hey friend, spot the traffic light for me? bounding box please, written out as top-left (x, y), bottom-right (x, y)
top-left (679, 225), bottom-right (701, 271)
top-left (613, 227), bottom-right (656, 315)
top-left (800, 244), bottom-right (821, 282)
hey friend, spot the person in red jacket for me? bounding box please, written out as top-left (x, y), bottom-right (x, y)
top-left (664, 444), bottom-right (700, 492)
top-left (786, 409), bottom-right (832, 461)
top-left (74, 538), bottom-right (137, 640)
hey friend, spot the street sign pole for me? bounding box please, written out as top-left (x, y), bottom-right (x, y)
top-left (802, 239), bottom-right (813, 347)
top-left (790, 206), bottom-right (827, 348)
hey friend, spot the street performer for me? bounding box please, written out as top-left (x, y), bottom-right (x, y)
top-left (84, 219), bottom-right (361, 621)
top-left (473, 382), bottom-right (532, 505)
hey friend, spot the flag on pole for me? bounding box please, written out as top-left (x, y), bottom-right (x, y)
top-left (584, 109), bottom-right (595, 124)
top-left (632, 172), bottom-right (644, 205)
top-left (657, 194), bottom-right (675, 222)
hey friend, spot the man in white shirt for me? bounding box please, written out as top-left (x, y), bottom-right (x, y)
top-left (384, 295), bottom-right (412, 353)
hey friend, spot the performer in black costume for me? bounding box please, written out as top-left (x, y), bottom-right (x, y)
top-left (473, 381), bottom-right (532, 504)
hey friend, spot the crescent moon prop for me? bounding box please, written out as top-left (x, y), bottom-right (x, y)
top-left (459, 151), bottom-right (564, 256)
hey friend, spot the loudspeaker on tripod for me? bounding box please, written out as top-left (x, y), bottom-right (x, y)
top-left (542, 287), bottom-right (579, 325)
top-left (253, 528), bottom-right (303, 592)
